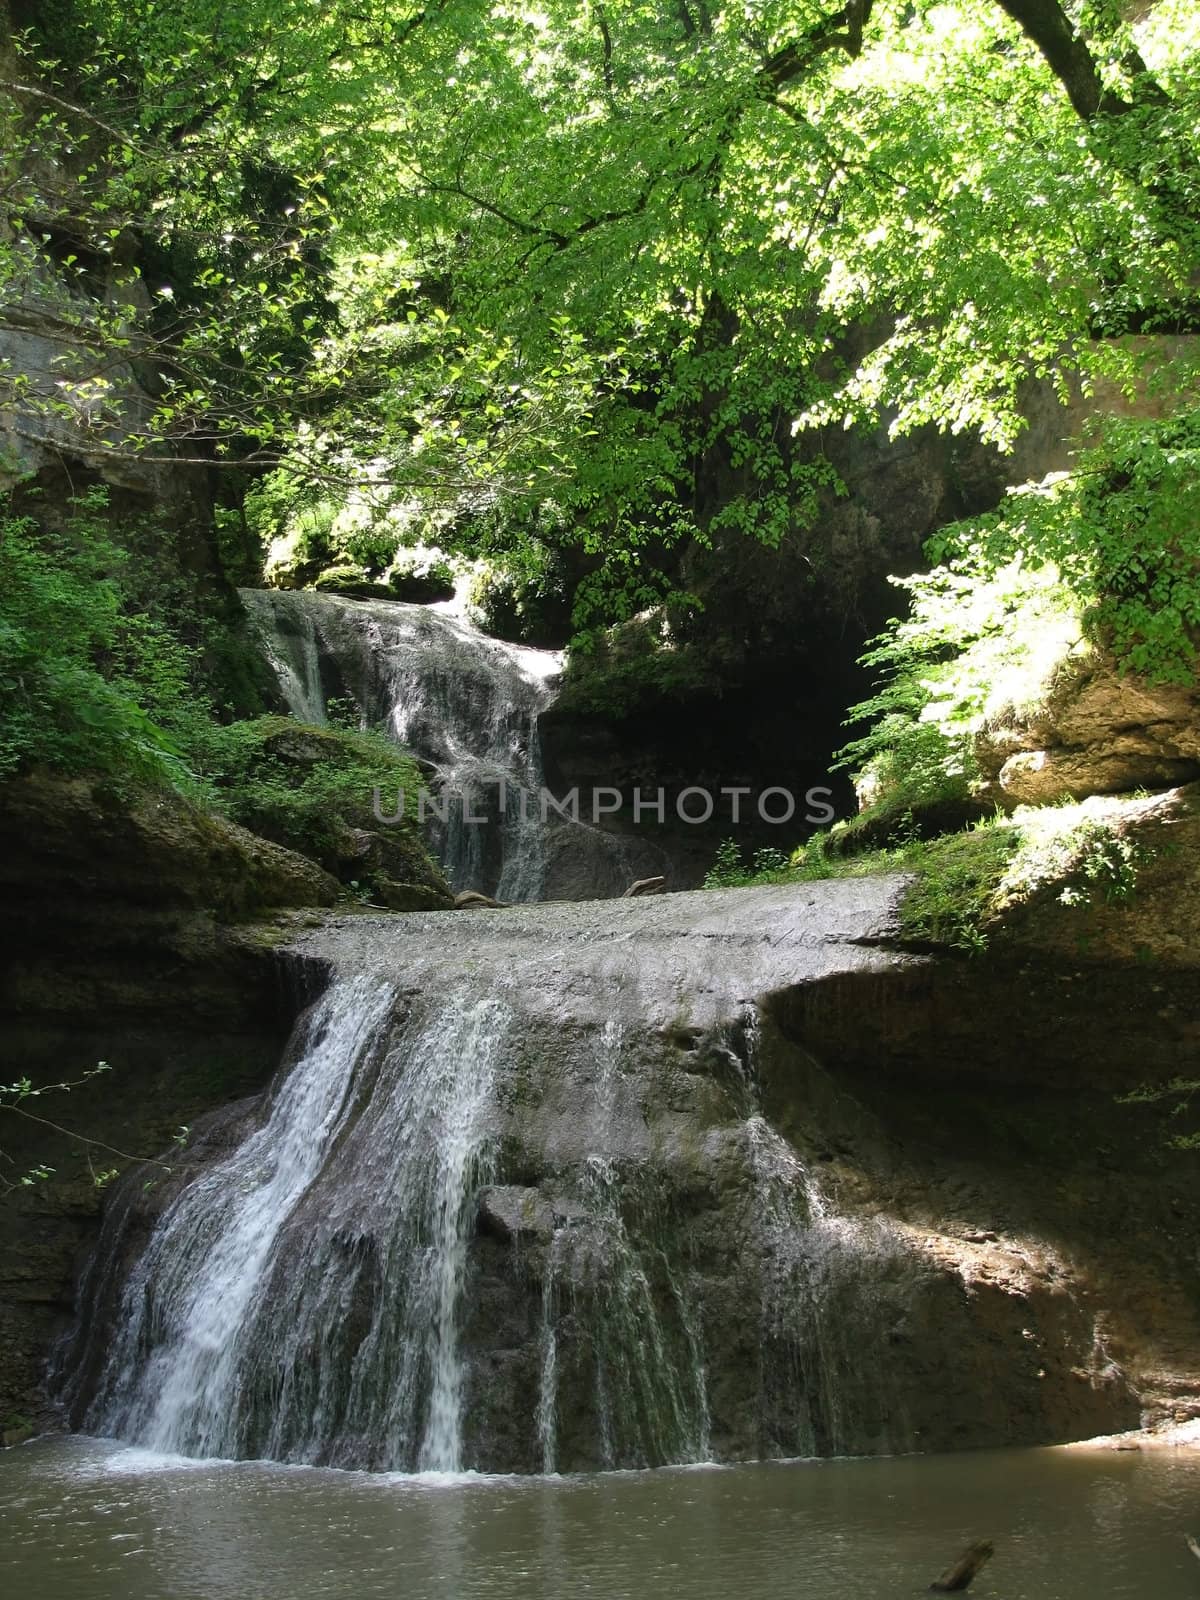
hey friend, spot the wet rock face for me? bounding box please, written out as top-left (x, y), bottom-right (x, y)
top-left (455, 1012), bottom-right (1143, 1472)
top-left (56, 881), bottom-right (1193, 1474)
top-left (0, 773), bottom-right (332, 1426)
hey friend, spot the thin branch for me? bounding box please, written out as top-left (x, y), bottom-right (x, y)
top-left (0, 79), bottom-right (149, 154)
top-left (1, 1103), bottom-right (176, 1172)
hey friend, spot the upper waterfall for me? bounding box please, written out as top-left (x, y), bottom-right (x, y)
top-left (239, 588), bottom-right (562, 902)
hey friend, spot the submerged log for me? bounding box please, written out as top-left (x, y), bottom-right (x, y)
top-left (930, 1540), bottom-right (995, 1592)
top-left (622, 875), bottom-right (666, 897)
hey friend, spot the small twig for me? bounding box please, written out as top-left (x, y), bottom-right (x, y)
top-left (0, 1103), bottom-right (175, 1172)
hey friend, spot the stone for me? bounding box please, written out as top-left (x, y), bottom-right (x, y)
top-left (622, 875), bottom-right (667, 897)
top-left (311, 567), bottom-right (394, 602)
top-left (377, 879), bottom-right (455, 912)
top-left (477, 1186), bottom-right (556, 1244)
top-left (977, 655), bottom-right (1200, 806)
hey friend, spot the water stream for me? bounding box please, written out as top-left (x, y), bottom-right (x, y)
top-left (240, 588), bottom-right (562, 900)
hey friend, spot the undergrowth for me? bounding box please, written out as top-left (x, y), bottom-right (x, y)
top-left (703, 801), bottom-right (1153, 953)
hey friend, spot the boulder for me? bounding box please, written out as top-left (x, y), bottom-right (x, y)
top-left (377, 879), bottom-right (455, 912)
top-left (477, 1186), bottom-right (557, 1245)
top-left (977, 655), bottom-right (1200, 806)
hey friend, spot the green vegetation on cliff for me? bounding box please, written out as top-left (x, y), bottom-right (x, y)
top-left (0, 489), bottom-right (446, 901)
top-left (704, 799), bottom-right (1151, 953)
top-left (840, 405), bottom-right (1200, 821)
top-left (2, 0), bottom-right (1199, 912)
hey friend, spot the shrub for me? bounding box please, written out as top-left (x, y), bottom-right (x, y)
top-left (188, 717), bottom-right (443, 894)
top-left (840, 403), bottom-right (1200, 818)
top-left (0, 502), bottom-right (190, 786)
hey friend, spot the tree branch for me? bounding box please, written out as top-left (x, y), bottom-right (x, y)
top-left (989, 0), bottom-right (1169, 121)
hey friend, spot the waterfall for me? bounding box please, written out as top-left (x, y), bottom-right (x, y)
top-left (80, 978), bottom-right (513, 1472)
top-left (60, 879), bottom-right (956, 1473)
top-left (533, 1014), bottom-right (710, 1472)
top-left (239, 588), bottom-right (560, 901)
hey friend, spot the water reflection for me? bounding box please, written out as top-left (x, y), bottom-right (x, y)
top-left (2, 1438), bottom-right (1200, 1600)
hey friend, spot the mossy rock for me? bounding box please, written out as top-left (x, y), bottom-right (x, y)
top-left (202, 716), bottom-right (450, 906)
top-left (386, 565), bottom-right (455, 604)
top-left (311, 565), bottom-right (394, 601)
top-left (825, 795), bottom-right (997, 860)
top-left (376, 878), bottom-right (455, 912)
top-left (0, 771), bottom-right (338, 924)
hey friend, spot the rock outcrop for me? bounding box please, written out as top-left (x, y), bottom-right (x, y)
top-left (0, 774), bottom-right (334, 1428)
top-left (978, 654), bottom-right (1200, 806)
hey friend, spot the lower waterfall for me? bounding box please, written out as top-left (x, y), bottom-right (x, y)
top-left (57, 880), bottom-right (1130, 1472)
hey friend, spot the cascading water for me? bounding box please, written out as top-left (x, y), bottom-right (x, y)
top-left (533, 1014), bottom-right (710, 1472)
top-left (239, 588), bottom-right (560, 901)
top-left (61, 879), bottom-right (1060, 1474)
top-left (77, 977), bottom-right (514, 1472)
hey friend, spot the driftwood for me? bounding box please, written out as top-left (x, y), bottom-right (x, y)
top-left (622, 875), bottom-right (666, 898)
top-left (930, 1540), bottom-right (994, 1592)
top-left (453, 890), bottom-right (510, 910)
top-left (1186, 1533), bottom-right (1200, 1563)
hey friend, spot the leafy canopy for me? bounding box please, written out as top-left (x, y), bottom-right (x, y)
top-left (3, 0), bottom-right (1197, 596)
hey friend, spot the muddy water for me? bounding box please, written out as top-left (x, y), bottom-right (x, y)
top-left (3, 1437), bottom-right (1199, 1600)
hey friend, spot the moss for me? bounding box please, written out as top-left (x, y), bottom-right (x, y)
top-left (704, 798), bottom-right (1153, 956)
top-left (311, 565), bottom-right (394, 601)
top-left (557, 618), bottom-right (722, 720)
top-left (1, 1414), bottom-right (35, 1447)
top-left (192, 716), bottom-right (451, 904)
top-left (893, 825), bottom-right (1022, 951)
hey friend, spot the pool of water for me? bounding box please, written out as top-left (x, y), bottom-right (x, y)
top-left (2, 1436), bottom-right (1199, 1600)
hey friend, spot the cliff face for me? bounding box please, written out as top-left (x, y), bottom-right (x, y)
top-left (0, 774), bottom-right (335, 1433)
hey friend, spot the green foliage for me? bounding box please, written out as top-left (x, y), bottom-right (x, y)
top-left (840, 403), bottom-right (1200, 816)
top-left (557, 609), bottom-right (720, 719)
top-left (189, 716), bottom-right (431, 888)
top-left (703, 838), bottom-right (749, 888)
top-left (5, 0), bottom-right (1198, 633)
top-left (1001, 805), bottom-right (1152, 910)
top-left (840, 549), bottom-right (1082, 805)
top-left (0, 1058), bottom-right (197, 1196)
top-left (701, 798), bottom-right (1149, 952)
top-left (0, 483), bottom-right (281, 792)
top-left (1, 1060), bottom-right (105, 1194)
top-left (1078, 407), bottom-right (1200, 683)
top-left (895, 824), bottom-right (1022, 952)
top-left (0, 498), bottom-right (192, 786)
